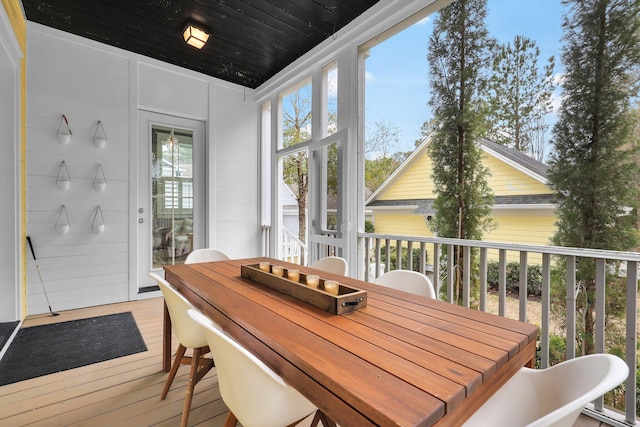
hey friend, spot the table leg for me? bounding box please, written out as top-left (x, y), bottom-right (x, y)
top-left (163, 301), bottom-right (171, 372)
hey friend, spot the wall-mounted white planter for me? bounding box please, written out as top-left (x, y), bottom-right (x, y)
top-left (94, 163), bottom-right (107, 192)
top-left (94, 120), bottom-right (107, 149)
top-left (57, 114), bottom-right (72, 144)
top-left (56, 161), bottom-right (71, 191)
top-left (55, 205), bottom-right (70, 235)
top-left (92, 205), bottom-right (105, 234)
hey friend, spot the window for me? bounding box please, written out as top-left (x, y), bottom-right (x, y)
top-left (324, 61), bottom-right (338, 136)
top-left (280, 77), bottom-right (312, 148)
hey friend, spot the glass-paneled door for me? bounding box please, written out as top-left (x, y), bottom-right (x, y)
top-left (137, 111), bottom-right (205, 289)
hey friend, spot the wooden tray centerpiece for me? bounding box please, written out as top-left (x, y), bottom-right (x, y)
top-left (240, 263), bottom-right (367, 314)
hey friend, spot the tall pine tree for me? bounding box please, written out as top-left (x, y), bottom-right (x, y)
top-left (485, 36), bottom-right (555, 158)
top-left (547, 0), bottom-right (640, 355)
top-left (427, 0), bottom-right (494, 304)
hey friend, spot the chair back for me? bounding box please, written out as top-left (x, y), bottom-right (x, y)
top-left (372, 270), bottom-right (435, 299)
top-left (462, 354), bottom-right (629, 427)
top-left (187, 309), bottom-right (317, 427)
top-left (148, 272), bottom-right (208, 349)
top-left (184, 248), bottom-right (230, 264)
top-left (310, 256), bottom-right (348, 276)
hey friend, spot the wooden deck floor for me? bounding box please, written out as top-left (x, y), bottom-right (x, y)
top-left (0, 298), bottom-right (232, 427)
top-left (0, 298), bottom-right (608, 427)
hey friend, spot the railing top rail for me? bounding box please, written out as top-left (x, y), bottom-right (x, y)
top-left (358, 233), bottom-right (640, 262)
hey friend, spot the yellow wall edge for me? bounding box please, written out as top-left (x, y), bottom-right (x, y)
top-left (1, 0), bottom-right (25, 51)
top-left (3, 0), bottom-right (27, 318)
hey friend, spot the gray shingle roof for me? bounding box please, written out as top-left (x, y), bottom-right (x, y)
top-left (480, 138), bottom-right (548, 177)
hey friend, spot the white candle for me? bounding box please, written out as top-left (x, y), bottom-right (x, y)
top-left (287, 269), bottom-right (300, 282)
top-left (271, 265), bottom-right (284, 277)
top-left (259, 261), bottom-right (271, 272)
top-left (306, 274), bottom-right (320, 288)
top-left (323, 280), bottom-right (339, 295)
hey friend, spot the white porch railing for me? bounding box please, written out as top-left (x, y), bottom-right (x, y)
top-left (281, 228), bottom-right (307, 264)
top-left (359, 233), bottom-right (639, 427)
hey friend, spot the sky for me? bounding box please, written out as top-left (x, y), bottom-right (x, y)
top-left (364, 0), bottom-right (566, 158)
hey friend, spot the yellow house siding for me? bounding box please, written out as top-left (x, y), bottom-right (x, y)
top-left (380, 152), bottom-right (436, 200)
top-left (484, 210), bottom-right (556, 264)
top-left (371, 212), bottom-right (436, 264)
top-left (487, 211), bottom-right (555, 246)
top-left (483, 154), bottom-right (550, 196)
top-left (372, 209), bottom-right (555, 265)
top-left (370, 140), bottom-right (557, 268)
top-left (378, 147), bottom-right (550, 202)
top-left (373, 213), bottom-right (433, 238)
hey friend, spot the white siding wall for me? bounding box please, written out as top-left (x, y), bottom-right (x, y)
top-left (26, 23), bottom-right (259, 315)
top-left (0, 5), bottom-right (21, 322)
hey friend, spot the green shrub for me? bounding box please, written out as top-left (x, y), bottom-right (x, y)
top-left (486, 261), bottom-right (542, 296)
top-left (365, 220), bottom-right (375, 233)
top-left (378, 246), bottom-right (426, 272)
top-left (536, 333), bottom-right (566, 369)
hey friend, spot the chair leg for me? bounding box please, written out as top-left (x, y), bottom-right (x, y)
top-left (161, 343), bottom-right (187, 400)
top-left (309, 410), bottom-right (337, 427)
top-left (223, 411), bottom-right (239, 427)
top-left (180, 347), bottom-right (202, 427)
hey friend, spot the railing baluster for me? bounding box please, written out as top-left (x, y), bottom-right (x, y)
top-left (463, 246), bottom-right (470, 308)
top-left (364, 237), bottom-right (371, 282)
top-left (519, 251), bottom-right (528, 322)
top-left (566, 255), bottom-right (576, 360)
top-left (499, 249), bottom-right (506, 317)
top-left (541, 253), bottom-right (551, 369)
top-left (625, 261), bottom-right (637, 424)
top-left (385, 239), bottom-right (391, 273)
top-left (480, 248), bottom-right (487, 312)
top-left (433, 243), bottom-right (440, 298)
top-left (447, 244), bottom-right (454, 303)
top-left (594, 258), bottom-right (606, 412)
top-left (375, 238), bottom-right (381, 279)
top-left (407, 241), bottom-right (413, 271)
top-left (420, 242), bottom-right (426, 275)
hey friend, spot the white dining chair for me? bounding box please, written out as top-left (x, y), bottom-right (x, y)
top-left (184, 248), bottom-right (230, 264)
top-left (372, 269), bottom-right (436, 299)
top-left (148, 272), bottom-right (214, 427)
top-left (187, 309), bottom-right (321, 427)
top-left (462, 353), bottom-right (629, 427)
top-left (310, 256), bottom-right (348, 276)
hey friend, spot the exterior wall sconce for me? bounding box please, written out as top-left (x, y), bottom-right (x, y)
top-left (183, 24), bottom-right (209, 49)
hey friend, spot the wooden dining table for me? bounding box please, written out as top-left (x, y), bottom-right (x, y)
top-left (163, 257), bottom-right (539, 427)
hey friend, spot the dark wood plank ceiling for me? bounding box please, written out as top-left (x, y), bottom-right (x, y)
top-left (22, 0), bottom-right (380, 89)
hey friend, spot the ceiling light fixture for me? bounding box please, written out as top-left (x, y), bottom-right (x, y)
top-left (183, 24), bottom-right (209, 49)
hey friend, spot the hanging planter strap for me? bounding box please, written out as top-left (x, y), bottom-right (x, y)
top-left (94, 121), bottom-right (107, 148)
top-left (56, 205), bottom-right (71, 228)
top-left (56, 160), bottom-right (71, 191)
top-left (94, 163), bottom-right (107, 185)
top-left (91, 205), bottom-right (105, 231)
top-left (57, 114), bottom-right (72, 136)
top-left (93, 205), bottom-right (105, 226)
top-left (56, 161), bottom-right (71, 185)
